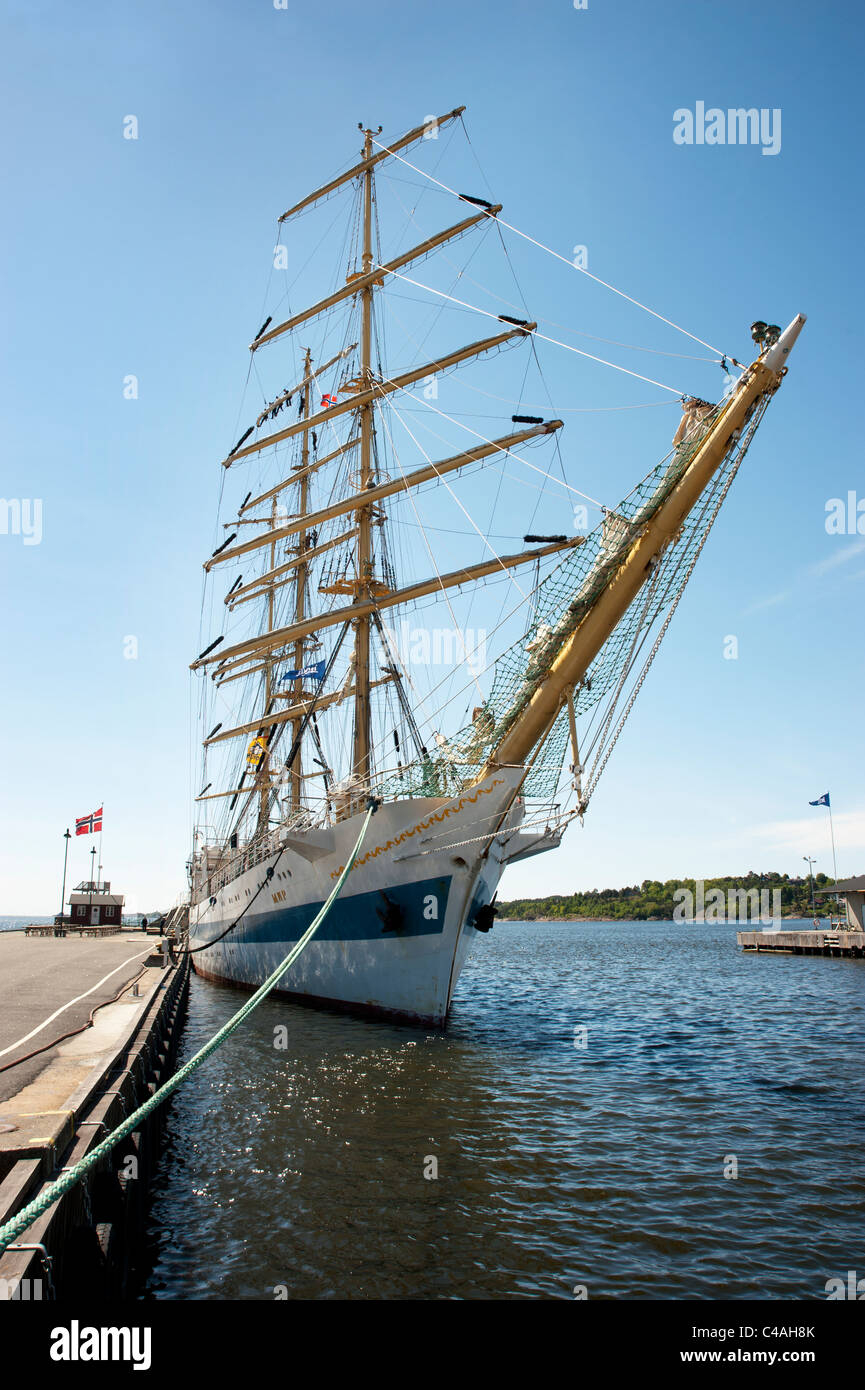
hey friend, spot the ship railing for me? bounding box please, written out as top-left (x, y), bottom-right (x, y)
top-left (202, 812), bottom-right (340, 897)
top-left (207, 832), bottom-right (280, 895)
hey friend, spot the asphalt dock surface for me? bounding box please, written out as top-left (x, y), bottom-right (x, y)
top-left (0, 930), bottom-right (157, 1103)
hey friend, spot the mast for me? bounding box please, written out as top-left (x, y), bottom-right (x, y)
top-left (352, 125), bottom-right (376, 786)
top-left (256, 489), bottom-right (280, 833)
top-left (255, 354), bottom-right (314, 833)
top-left (290, 346), bottom-right (313, 812)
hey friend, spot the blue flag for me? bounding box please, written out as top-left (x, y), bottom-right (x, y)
top-left (809, 792), bottom-right (830, 807)
top-left (280, 659), bottom-right (326, 684)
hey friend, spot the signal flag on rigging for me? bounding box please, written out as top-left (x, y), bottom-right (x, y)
top-left (280, 659), bottom-right (326, 684)
top-left (246, 737), bottom-right (266, 769)
top-left (76, 806), bottom-right (103, 836)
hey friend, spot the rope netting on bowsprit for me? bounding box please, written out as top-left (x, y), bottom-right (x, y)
top-left (378, 394), bottom-right (769, 805)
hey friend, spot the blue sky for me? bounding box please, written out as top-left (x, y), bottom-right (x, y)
top-left (1, 0), bottom-right (863, 913)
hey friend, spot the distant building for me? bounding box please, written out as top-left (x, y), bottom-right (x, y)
top-left (67, 880), bottom-right (125, 928)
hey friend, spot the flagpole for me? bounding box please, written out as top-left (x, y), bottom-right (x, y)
top-left (97, 802), bottom-right (104, 890)
top-left (827, 803), bottom-right (838, 891)
top-left (809, 793), bottom-right (839, 913)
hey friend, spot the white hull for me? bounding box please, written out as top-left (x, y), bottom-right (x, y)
top-left (189, 770), bottom-right (538, 1025)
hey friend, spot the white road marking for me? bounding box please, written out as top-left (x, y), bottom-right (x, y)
top-left (0, 949), bottom-right (153, 1059)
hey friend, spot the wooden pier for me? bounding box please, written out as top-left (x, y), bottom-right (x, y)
top-left (0, 928), bottom-right (189, 1300)
top-left (737, 928), bottom-right (865, 957)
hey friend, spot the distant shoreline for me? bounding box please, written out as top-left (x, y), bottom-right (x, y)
top-left (497, 914), bottom-right (833, 925)
top-left (497, 874), bottom-right (839, 924)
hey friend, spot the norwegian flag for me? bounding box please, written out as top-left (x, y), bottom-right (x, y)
top-left (320, 393), bottom-right (338, 409)
top-left (76, 806), bottom-right (103, 837)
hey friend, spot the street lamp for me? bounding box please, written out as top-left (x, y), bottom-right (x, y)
top-left (803, 855), bottom-right (816, 913)
top-left (59, 828), bottom-right (71, 919)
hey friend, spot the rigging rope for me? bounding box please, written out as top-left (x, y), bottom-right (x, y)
top-left (376, 408), bottom-right (487, 705)
top-left (377, 388), bottom-right (770, 805)
top-left (377, 376), bottom-right (608, 512)
top-left (387, 403), bottom-right (530, 600)
top-left (371, 137), bottom-right (729, 359)
top-left (382, 267), bottom-right (686, 395)
top-left (0, 801), bottom-right (379, 1258)
top-left (382, 164), bottom-right (719, 374)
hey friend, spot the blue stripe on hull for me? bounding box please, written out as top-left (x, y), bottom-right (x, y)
top-left (193, 873), bottom-right (453, 948)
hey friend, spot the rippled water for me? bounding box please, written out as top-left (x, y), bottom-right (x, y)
top-left (142, 919), bottom-right (864, 1300)
top-left (0, 916), bottom-right (52, 932)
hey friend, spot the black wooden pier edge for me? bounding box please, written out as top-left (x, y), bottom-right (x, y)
top-left (0, 951), bottom-right (191, 1301)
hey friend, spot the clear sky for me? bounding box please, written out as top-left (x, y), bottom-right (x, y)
top-left (1, 0), bottom-right (863, 914)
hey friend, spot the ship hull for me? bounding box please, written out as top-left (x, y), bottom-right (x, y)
top-left (188, 771), bottom-right (524, 1025)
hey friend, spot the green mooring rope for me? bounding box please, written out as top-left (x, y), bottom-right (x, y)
top-left (0, 802), bottom-right (377, 1257)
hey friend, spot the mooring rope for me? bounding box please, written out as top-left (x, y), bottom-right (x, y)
top-left (0, 800), bottom-right (378, 1257)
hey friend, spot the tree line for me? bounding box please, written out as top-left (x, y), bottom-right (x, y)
top-left (497, 871), bottom-right (836, 921)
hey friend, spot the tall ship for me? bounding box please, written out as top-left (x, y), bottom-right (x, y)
top-left (187, 106), bottom-right (803, 1023)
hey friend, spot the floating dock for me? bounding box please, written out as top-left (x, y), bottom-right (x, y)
top-left (0, 927), bottom-right (189, 1300)
top-left (737, 928), bottom-right (865, 957)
